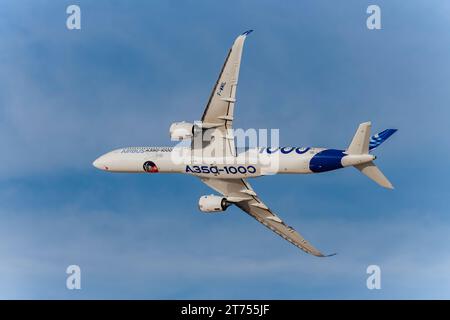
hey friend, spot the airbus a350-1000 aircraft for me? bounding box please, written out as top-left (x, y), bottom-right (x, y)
top-left (93, 30), bottom-right (397, 256)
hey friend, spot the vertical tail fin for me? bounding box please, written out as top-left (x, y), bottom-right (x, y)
top-left (369, 129), bottom-right (398, 150)
top-left (347, 122), bottom-right (395, 189)
top-left (347, 122), bottom-right (371, 155)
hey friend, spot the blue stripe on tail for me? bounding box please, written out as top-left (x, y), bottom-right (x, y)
top-left (369, 129), bottom-right (397, 150)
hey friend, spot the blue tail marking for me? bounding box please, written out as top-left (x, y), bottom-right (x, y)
top-left (369, 129), bottom-right (397, 150)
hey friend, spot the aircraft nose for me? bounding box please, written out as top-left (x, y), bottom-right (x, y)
top-left (92, 157), bottom-right (102, 170)
top-left (93, 155), bottom-right (109, 170)
top-left (92, 158), bottom-right (101, 169)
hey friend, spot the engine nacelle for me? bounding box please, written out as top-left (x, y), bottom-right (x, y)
top-left (169, 121), bottom-right (194, 141)
top-left (169, 121), bottom-right (204, 140)
top-left (198, 195), bottom-right (229, 213)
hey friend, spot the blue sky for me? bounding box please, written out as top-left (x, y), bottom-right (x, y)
top-left (1, 0), bottom-right (450, 299)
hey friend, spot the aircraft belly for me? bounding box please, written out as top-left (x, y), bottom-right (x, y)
top-left (271, 153), bottom-right (312, 174)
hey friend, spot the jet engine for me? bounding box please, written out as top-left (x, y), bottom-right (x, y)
top-left (198, 195), bottom-right (230, 213)
top-left (169, 122), bottom-right (198, 141)
top-left (169, 121), bottom-right (193, 140)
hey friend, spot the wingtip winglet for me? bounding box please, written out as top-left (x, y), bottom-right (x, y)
top-left (241, 29), bottom-right (254, 36)
top-left (321, 252), bottom-right (337, 258)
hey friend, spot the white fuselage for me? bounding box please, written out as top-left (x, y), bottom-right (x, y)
top-left (92, 146), bottom-right (375, 178)
top-left (90, 29), bottom-right (396, 256)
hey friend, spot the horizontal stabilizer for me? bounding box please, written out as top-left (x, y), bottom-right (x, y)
top-left (355, 161), bottom-right (394, 189)
top-left (347, 122), bottom-right (371, 155)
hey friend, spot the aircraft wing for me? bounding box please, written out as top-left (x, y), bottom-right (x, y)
top-left (199, 30), bottom-right (252, 157)
top-left (200, 177), bottom-right (335, 257)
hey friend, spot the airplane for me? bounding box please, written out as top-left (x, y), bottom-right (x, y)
top-left (93, 30), bottom-right (397, 257)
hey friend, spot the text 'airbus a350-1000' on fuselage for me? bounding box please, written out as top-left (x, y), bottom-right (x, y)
top-left (93, 30), bottom-right (397, 257)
